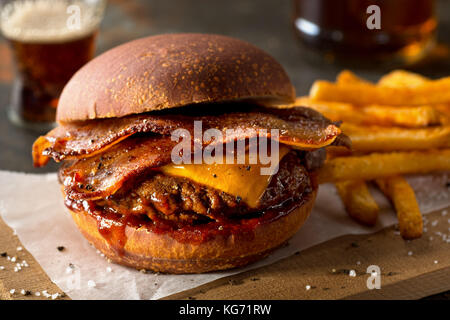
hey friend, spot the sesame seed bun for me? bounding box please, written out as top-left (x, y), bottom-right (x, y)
top-left (56, 33), bottom-right (295, 122)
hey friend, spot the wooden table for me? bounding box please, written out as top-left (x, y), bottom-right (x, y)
top-left (0, 0), bottom-right (449, 300)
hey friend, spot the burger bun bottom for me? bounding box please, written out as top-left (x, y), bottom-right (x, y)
top-left (68, 187), bottom-right (317, 274)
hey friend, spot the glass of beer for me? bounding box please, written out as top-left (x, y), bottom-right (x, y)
top-left (293, 0), bottom-right (437, 66)
top-left (0, 0), bottom-right (107, 131)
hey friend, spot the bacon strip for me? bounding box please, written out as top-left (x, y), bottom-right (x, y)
top-left (33, 106), bottom-right (346, 167)
top-left (59, 135), bottom-right (176, 201)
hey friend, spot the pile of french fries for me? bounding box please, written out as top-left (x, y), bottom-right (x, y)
top-left (299, 70), bottom-right (450, 240)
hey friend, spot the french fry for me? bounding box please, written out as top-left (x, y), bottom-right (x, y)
top-left (360, 104), bottom-right (441, 127)
top-left (341, 123), bottom-right (450, 151)
top-left (318, 149), bottom-right (450, 183)
top-left (295, 97), bottom-right (441, 127)
top-left (435, 104), bottom-right (450, 125)
top-left (293, 97), bottom-right (364, 123)
top-left (336, 70), bottom-right (372, 85)
top-left (375, 176), bottom-right (423, 240)
top-left (309, 70), bottom-right (448, 238)
top-left (377, 70), bottom-right (430, 88)
top-left (309, 79), bottom-right (450, 105)
top-left (335, 180), bottom-right (379, 226)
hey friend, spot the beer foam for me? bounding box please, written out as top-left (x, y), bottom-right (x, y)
top-left (1, 0), bottom-right (104, 43)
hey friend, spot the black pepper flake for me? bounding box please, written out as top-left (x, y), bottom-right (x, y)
top-left (323, 288), bottom-right (330, 291)
top-left (294, 251), bottom-right (300, 255)
top-left (228, 279), bottom-right (243, 286)
top-left (0, 252), bottom-right (6, 257)
top-left (350, 242), bottom-right (359, 248)
top-left (236, 196), bottom-right (242, 203)
top-left (85, 184), bottom-right (94, 191)
top-left (60, 293), bottom-right (67, 298)
top-left (212, 173), bottom-right (217, 178)
top-left (333, 269), bottom-right (352, 275)
top-left (446, 181), bottom-right (450, 188)
top-left (24, 290), bottom-right (32, 296)
top-left (246, 166), bottom-right (251, 171)
top-left (250, 277), bottom-right (260, 281)
top-left (97, 162), bottom-right (103, 170)
top-left (57, 246), bottom-right (65, 252)
top-left (342, 269), bottom-right (352, 275)
top-left (78, 184), bottom-right (84, 189)
top-left (188, 296), bottom-right (196, 300)
top-left (387, 272), bottom-right (398, 276)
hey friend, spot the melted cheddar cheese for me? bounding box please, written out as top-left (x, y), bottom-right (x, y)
top-left (160, 145), bottom-right (290, 208)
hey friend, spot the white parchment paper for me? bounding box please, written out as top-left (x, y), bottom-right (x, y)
top-left (0, 170), bottom-right (448, 299)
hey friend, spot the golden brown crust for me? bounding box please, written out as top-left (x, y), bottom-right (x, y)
top-left (56, 33), bottom-right (296, 122)
top-left (67, 187), bottom-right (316, 274)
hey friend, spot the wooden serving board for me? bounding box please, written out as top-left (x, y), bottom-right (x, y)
top-left (1, 207), bottom-right (450, 300)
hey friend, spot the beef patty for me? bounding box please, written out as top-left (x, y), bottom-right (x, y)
top-left (89, 151), bottom-right (314, 226)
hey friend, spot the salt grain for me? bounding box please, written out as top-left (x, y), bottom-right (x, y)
top-left (434, 260), bottom-right (438, 264)
top-left (9, 289), bottom-right (15, 295)
top-left (16, 246), bottom-right (22, 251)
top-left (106, 267), bottom-right (112, 273)
top-left (35, 292), bottom-right (41, 297)
top-left (349, 270), bottom-right (356, 277)
top-left (408, 251), bottom-right (413, 256)
top-left (305, 285), bottom-right (311, 290)
top-left (87, 280), bottom-right (96, 288)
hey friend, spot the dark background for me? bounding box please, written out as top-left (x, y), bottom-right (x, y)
top-left (0, 0), bottom-right (448, 300)
top-left (1, 0), bottom-right (449, 173)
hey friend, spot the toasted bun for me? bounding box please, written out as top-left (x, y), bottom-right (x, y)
top-left (57, 33), bottom-right (295, 122)
top-left (67, 187), bottom-right (316, 274)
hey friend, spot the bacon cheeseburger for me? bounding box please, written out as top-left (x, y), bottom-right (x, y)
top-left (33, 34), bottom-right (350, 273)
